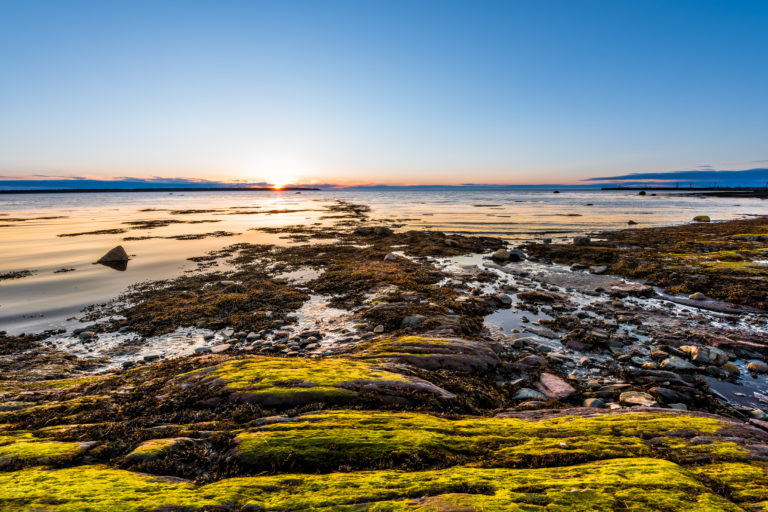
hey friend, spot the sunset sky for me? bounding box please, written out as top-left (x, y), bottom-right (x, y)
top-left (1, 0), bottom-right (767, 186)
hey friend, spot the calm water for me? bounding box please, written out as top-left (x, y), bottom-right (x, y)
top-left (2, 188), bottom-right (767, 334)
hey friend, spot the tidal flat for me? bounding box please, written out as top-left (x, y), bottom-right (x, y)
top-left (1, 192), bottom-right (768, 511)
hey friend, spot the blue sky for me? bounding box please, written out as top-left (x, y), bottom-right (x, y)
top-left (1, 0), bottom-right (767, 185)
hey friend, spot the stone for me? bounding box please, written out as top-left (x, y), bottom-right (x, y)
top-left (78, 331), bottom-right (95, 341)
top-left (383, 253), bottom-right (399, 262)
top-left (573, 236), bottom-right (590, 246)
top-left (496, 294), bottom-right (513, 306)
top-left (589, 265), bottom-right (608, 274)
top-left (513, 388), bottom-right (546, 400)
top-left (693, 216), bottom-right (711, 222)
top-left (211, 344), bottom-right (231, 354)
top-left (667, 403), bottom-right (688, 410)
top-left (627, 220), bottom-right (637, 225)
top-left (373, 324), bottom-right (385, 334)
top-left (401, 315), bottom-right (426, 328)
top-left (535, 372), bottom-right (576, 400)
top-left (97, 245), bottom-right (129, 263)
top-left (688, 292), bottom-right (707, 301)
top-left (660, 355), bottom-right (697, 370)
top-left (194, 346), bottom-right (212, 354)
top-left (373, 226), bottom-right (393, 236)
top-left (747, 361), bottom-right (768, 374)
top-left (583, 398), bottom-right (606, 408)
top-left (143, 354), bottom-right (160, 363)
top-left (722, 363), bottom-right (740, 377)
top-left (491, 249), bottom-right (511, 261)
top-left (690, 346), bottom-right (728, 366)
top-left (619, 391), bottom-right (658, 408)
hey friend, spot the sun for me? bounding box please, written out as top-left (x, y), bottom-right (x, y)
top-left (248, 155), bottom-right (307, 189)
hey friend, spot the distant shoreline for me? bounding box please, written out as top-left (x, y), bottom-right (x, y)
top-left (0, 186), bottom-right (320, 194)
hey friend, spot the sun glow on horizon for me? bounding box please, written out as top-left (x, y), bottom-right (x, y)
top-left (243, 155), bottom-right (313, 189)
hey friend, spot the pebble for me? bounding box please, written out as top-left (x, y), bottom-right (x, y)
top-left (513, 388), bottom-right (546, 400)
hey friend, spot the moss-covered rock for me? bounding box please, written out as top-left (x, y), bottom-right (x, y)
top-left (0, 458), bottom-right (747, 511)
top-left (353, 336), bottom-right (499, 372)
top-left (234, 409), bottom-right (755, 472)
top-left (179, 356), bottom-right (454, 407)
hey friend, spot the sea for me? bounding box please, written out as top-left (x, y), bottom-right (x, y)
top-left (2, 187), bottom-right (768, 335)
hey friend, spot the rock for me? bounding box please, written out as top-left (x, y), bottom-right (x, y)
top-left (194, 346), bottom-right (212, 354)
top-left (667, 403), bottom-right (688, 410)
top-left (660, 355), bottom-right (697, 371)
top-left (515, 355), bottom-right (548, 367)
top-left (373, 325), bottom-right (385, 334)
top-left (749, 409), bottom-right (768, 420)
top-left (627, 220), bottom-right (637, 225)
top-left (688, 292), bottom-right (707, 301)
top-left (573, 236), bottom-right (591, 246)
top-left (649, 387), bottom-right (684, 402)
top-left (78, 331), bottom-right (95, 341)
top-left (383, 253), bottom-right (399, 262)
top-left (211, 344), bottom-right (231, 354)
top-left (619, 391), bottom-right (658, 407)
top-left (722, 363), bottom-right (740, 377)
top-left (513, 388), bottom-right (546, 400)
top-left (638, 190), bottom-right (646, 196)
top-left (401, 315), bottom-right (426, 328)
top-left (97, 245), bottom-right (129, 263)
top-left (583, 398), bottom-right (606, 408)
top-left (373, 226), bottom-right (393, 236)
top-left (747, 361), bottom-right (768, 374)
top-left (589, 265), bottom-right (608, 275)
top-left (535, 372), bottom-right (576, 400)
top-left (444, 239), bottom-right (459, 247)
top-left (143, 354), bottom-right (160, 362)
top-left (496, 294), bottom-right (513, 306)
top-left (690, 346), bottom-right (728, 366)
top-left (491, 249), bottom-right (511, 261)
top-left (693, 216), bottom-right (711, 222)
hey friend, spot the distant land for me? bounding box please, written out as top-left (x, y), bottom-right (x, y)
top-left (2, 167), bottom-right (768, 191)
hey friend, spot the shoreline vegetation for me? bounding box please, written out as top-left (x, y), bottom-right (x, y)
top-left (2, 202), bottom-right (768, 511)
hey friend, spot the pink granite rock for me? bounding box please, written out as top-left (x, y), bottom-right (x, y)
top-left (535, 372), bottom-right (576, 400)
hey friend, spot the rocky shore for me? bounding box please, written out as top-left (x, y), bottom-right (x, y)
top-left (2, 205), bottom-right (768, 511)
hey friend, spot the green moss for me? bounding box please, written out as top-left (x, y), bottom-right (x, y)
top-left (191, 357), bottom-right (408, 401)
top-left (126, 438), bottom-right (181, 461)
top-left (234, 410), bottom-right (744, 471)
top-left (0, 458), bottom-right (743, 511)
top-left (0, 431), bottom-right (84, 461)
top-left (692, 462), bottom-right (768, 508)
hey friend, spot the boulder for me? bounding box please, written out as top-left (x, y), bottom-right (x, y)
top-left (97, 245), bottom-right (129, 263)
top-left (660, 356), bottom-right (697, 371)
top-left (491, 249), bottom-right (511, 261)
top-left (688, 292), bottom-right (707, 301)
top-left (535, 372), bottom-right (576, 400)
top-left (690, 346), bottom-right (728, 366)
top-left (747, 361), bottom-right (768, 374)
top-left (619, 391), bottom-right (658, 407)
top-left (693, 216), bottom-right (711, 222)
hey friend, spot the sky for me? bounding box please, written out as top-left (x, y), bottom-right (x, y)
top-left (1, 0), bottom-right (767, 186)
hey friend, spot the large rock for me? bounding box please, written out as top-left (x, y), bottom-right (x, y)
top-left (660, 356), bottom-right (697, 371)
top-left (97, 245), bottom-right (129, 271)
top-left (690, 346), bottom-right (728, 366)
top-left (535, 372), bottom-right (576, 400)
top-left (355, 336), bottom-right (499, 373)
top-left (97, 245), bottom-right (129, 263)
top-left (747, 361), bottom-right (768, 374)
top-left (619, 391), bottom-right (658, 408)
